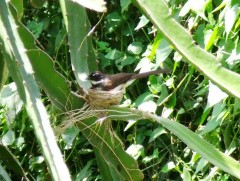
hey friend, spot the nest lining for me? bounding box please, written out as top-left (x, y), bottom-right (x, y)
top-left (86, 89), bottom-right (124, 109)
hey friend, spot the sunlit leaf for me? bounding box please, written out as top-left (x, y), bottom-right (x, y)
top-left (135, 15), bottom-right (149, 30)
top-left (0, 82), bottom-right (23, 123)
top-left (126, 144), bottom-right (144, 160)
top-left (2, 130), bottom-right (15, 146)
top-left (161, 161), bottom-right (175, 173)
top-left (127, 41), bottom-right (143, 55)
top-left (138, 100), bottom-right (157, 113)
top-left (72, 0), bottom-right (107, 12)
top-left (207, 81), bottom-right (228, 108)
top-left (224, 4), bottom-right (238, 36)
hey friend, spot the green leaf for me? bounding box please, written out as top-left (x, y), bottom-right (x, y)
top-left (135, 15), bottom-right (149, 30)
top-left (105, 49), bottom-right (124, 60)
top-left (28, 50), bottom-right (84, 110)
top-left (115, 55), bottom-right (136, 70)
top-left (60, 0), bottom-right (97, 90)
top-left (155, 38), bottom-right (173, 65)
top-left (120, 0), bottom-right (131, 12)
top-left (0, 83), bottom-right (23, 123)
top-left (0, 144), bottom-right (25, 177)
top-left (75, 160), bottom-right (94, 180)
top-left (133, 91), bottom-right (153, 107)
top-left (126, 144), bottom-right (144, 160)
top-left (77, 117), bottom-right (144, 181)
top-left (0, 54), bottom-right (8, 91)
top-left (189, 0), bottom-right (208, 20)
top-left (207, 81), bottom-right (228, 108)
top-left (200, 103), bottom-right (226, 136)
top-left (149, 127), bottom-right (167, 143)
top-left (182, 166), bottom-right (192, 181)
top-left (142, 149), bottom-right (159, 164)
top-left (108, 107), bottom-right (240, 178)
top-left (2, 130), bottom-right (15, 146)
top-left (127, 41), bottom-right (143, 55)
top-left (224, 4), bottom-right (239, 36)
top-left (61, 127), bottom-right (80, 149)
top-left (0, 164), bottom-right (12, 181)
top-left (73, 0), bottom-right (107, 12)
top-left (161, 161), bottom-right (175, 173)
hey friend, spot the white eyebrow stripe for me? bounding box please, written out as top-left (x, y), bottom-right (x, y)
top-left (90, 80), bottom-right (104, 85)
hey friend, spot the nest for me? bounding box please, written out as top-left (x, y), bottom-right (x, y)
top-left (86, 89), bottom-right (124, 109)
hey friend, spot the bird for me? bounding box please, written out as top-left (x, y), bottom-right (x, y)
top-left (88, 69), bottom-right (171, 91)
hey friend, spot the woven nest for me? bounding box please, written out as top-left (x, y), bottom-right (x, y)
top-left (86, 89), bottom-right (124, 109)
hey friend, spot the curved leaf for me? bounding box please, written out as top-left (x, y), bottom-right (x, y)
top-left (108, 106), bottom-right (240, 179)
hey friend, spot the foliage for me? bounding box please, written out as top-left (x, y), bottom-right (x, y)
top-left (0, 0), bottom-right (240, 180)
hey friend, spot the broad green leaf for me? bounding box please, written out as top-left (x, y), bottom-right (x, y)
top-left (189, 0), bottom-right (208, 20)
top-left (149, 127), bottom-right (167, 143)
top-left (224, 4), bottom-right (239, 36)
top-left (10, 0), bottom-right (23, 19)
top-left (115, 55), bottom-right (136, 70)
top-left (180, 0), bottom-right (208, 20)
top-left (207, 81), bottom-right (228, 108)
top-left (138, 100), bottom-right (157, 113)
top-left (60, 0), bottom-right (97, 91)
top-left (105, 49), bottom-right (124, 60)
top-left (135, 15), bottom-right (149, 30)
top-left (135, 57), bottom-right (155, 72)
top-left (133, 91), bottom-right (153, 107)
top-left (77, 117), bottom-right (144, 181)
top-left (127, 41), bottom-right (143, 55)
top-left (72, 0), bottom-right (107, 12)
top-left (2, 130), bottom-right (15, 146)
top-left (108, 107), bottom-right (240, 178)
top-left (61, 127), bottom-right (80, 149)
top-left (120, 0), bottom-right (131, 12)
top-left (226, 43), bottom-right (240, 67)
top-left (126, 144), bottom-right (144, 160)
top-left (28, 50), bottom-right (84, 110)
top-left (156, 116), bottom-right (240, 178)
top-left (181, 166), bottom-right (191, 181)
top-left (194, 24), bottom-right (205, 48)
top-left (0, 83), bottom-right (23, 123)
top-left (155, 38), bottom-right (173, 65)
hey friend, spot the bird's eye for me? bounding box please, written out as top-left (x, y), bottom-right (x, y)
top-left (88, 71), bottom-right (103, 81)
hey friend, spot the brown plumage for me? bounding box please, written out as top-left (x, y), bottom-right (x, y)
top-left (88, 69), bottom-right (171, 91)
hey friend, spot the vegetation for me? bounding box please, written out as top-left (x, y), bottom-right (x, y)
top-left (0, 0), bottom-right (240, 180)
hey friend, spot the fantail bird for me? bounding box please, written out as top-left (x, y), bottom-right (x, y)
top-left (88, 69), bottom-right (171, 91)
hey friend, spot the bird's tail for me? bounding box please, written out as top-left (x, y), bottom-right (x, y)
top-left (131, 69), bottom-right (171, 80)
